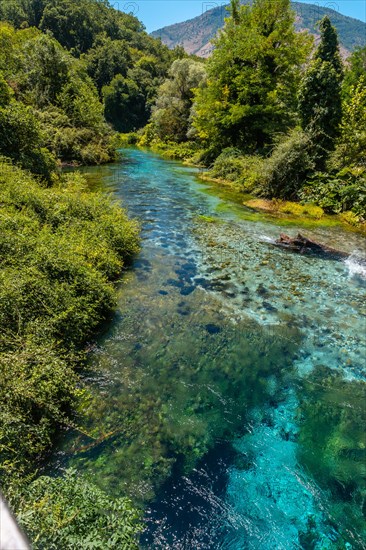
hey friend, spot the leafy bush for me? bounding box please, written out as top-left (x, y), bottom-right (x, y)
top-left (0, 341), bottom-right (78, 479)
top-left (0, 160), bottom-right (139, 481)
top-left (152, 140), bottom-right (202, 161)
top-left (137, 122), bottom-right (157, 147)
top-left (0, 102), bottom-right (57, 179)
top-left (10, 469), bottom-right (142, 550)
top-left (209, 148), bottom-right (246, 181)
top-left (260, 128), bottom-right (315, 199)
top-left (300, 168), bottom-right (366, 218)
top-left (208, 148), bottom-right (264, 190)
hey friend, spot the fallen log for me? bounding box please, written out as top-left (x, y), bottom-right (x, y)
top-left (274, 233), bottom-right (348, 260)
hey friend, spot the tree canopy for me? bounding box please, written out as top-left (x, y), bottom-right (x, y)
top-left (192, 0), bottom-right (312, 153)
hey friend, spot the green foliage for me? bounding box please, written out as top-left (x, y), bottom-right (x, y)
top-left (0, 159), bottom-right (139, 481)
top-left (0, 71), bottom-right (12, 106)
top-left (150, 140), bottom-right (203, 162)
top-left (208, 147), bottom-right (264, 191)
top-left (19, 31), bottom-right (70, 107)
top-left (85, 37), bottom-right (132, 91)
top-left (298, 17), bottom-right (343, 165)
top-left (0, 23), bottom-right (115, 167)
top-left (103, 74), bottom-right (146, 133)
top-left (298, 59), bottom-right (342, 163)
top-left (193, 0), bottom-right (311, 152)
top-left (260, 128), bottom-right (315, 199)
top-left (0, 341), bottom-right (78, 479)
top-left (151, 58), bottom-right (206, 142)
top-left (39, 0), bottom-right (123, 56)
top-left (0, 101), bottom-right (57, 179)
top-left (331, 76), bottom-right (366, 170)
top-left (0, 0), bottom-right (45, 29)
top-left (316, 16), bottom-right (343, 76)
top-left (10, 469), bottom-right (142, 549)
top-left (299, 168), bottom-right (366, 218)
top-left (343, 46), bottom-right (366, 98)
top-left (0, 0), bottom-right (175, 163)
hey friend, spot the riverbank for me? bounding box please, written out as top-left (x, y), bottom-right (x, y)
top-left (117, 136), bottom-right (366, 234)
top-left (0, 159), bottom-right (141, 548)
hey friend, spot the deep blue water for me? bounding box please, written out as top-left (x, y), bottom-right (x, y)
top-left (53, 149), bottom-right (366, 549)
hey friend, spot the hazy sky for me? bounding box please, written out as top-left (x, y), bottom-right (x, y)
top-left (110, 0), bottom-right (366, 33)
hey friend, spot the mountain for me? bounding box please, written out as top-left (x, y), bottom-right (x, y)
top-left (151, 1), bottom-right (366, 58)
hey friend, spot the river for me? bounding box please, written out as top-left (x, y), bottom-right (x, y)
top-left (53, 148), bottom-right (366, 549)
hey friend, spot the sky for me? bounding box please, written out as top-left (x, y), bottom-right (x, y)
top-left (110, 0), bottom-right (366, 33)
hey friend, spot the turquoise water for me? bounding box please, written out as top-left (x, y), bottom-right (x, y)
top-left (53, 149), bottom-right (366, 549)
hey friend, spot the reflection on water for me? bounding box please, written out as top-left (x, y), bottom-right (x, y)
top-left (52, 149), bottom-right (366, 549)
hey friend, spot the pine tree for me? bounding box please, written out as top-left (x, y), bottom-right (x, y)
top-left (298, 16), bottom-right (343, 166)
top-left (316, 16), bottom-right (343, 76)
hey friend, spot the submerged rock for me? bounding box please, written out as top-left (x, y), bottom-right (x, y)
top-left (274, 233), bottom-right (348, 260)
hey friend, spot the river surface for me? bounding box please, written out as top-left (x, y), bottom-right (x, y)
top-left (54, 149), bottom-right (366, 549)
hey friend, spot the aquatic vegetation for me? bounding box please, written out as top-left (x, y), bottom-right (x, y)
top-left (68, 299), bottom-right (301, 502)
top-left (297, 365), bottom-right (366, 544)
top-left (196, 214), bottom-right (221, 223)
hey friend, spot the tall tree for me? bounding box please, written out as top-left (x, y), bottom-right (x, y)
top-left (333, 76), bottom-right (366, 169)
top-left (316, 16), bottom-right (343, 75)
top-left (192, 0), bottom-right (311, 153)
top-left (298, 16), bottom-right (343, 165)
top-left (342, 45), bottom-right (366, 98)
top-left (151, 58), bottom-right (206, 142)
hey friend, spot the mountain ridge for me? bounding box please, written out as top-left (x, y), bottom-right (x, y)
top-left (151, 1), bottom-right (366, 57)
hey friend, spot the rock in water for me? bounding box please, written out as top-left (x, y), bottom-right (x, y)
top-left (274, 233), bottom-right (348, 260)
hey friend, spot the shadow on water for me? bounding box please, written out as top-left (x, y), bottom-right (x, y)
top-left (142, 442), bottom-right (241, 549)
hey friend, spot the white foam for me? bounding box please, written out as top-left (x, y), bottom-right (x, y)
top-left (259, 234), bottom-right (275, 244)
top-left (344, 250), bottom-right (366, 280)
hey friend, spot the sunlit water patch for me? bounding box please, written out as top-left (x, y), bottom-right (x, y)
top-left (51, 149), bottom-right (366, 549)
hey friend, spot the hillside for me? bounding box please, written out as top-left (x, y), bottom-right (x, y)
top-left (151, 1), bottom-right (366, 57)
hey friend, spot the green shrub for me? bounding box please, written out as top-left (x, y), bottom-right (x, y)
top-left (0, 102), bottom-right (57, 179)
top-left (260, 129), bottom-right (315, 199)
top-left (10, 469), bottom-right (142, 550)
top-left (209, 148), bottom-right (264, 190)
top-left (137, 122), bottom-right (157, 147)
top-left (0, 160), bottom-right (140, 481)
top-left (0, 341), bottom-right (78, 479)
top-left (300, 167), bottom-right (366, 218)
top-left (209, 148), bottom-right (245, 181)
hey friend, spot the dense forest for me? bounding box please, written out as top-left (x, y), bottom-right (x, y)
top-left (138, 0), bottom-right (366, 225)
top-left (0, 0), bottom-right (365, 547)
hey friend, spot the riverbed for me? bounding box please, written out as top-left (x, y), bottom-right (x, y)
top-left (53, 148), bottom-right (366, 549)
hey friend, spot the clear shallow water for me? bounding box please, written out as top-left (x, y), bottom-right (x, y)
top-left (53, 149), bottom-right (366, 549)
